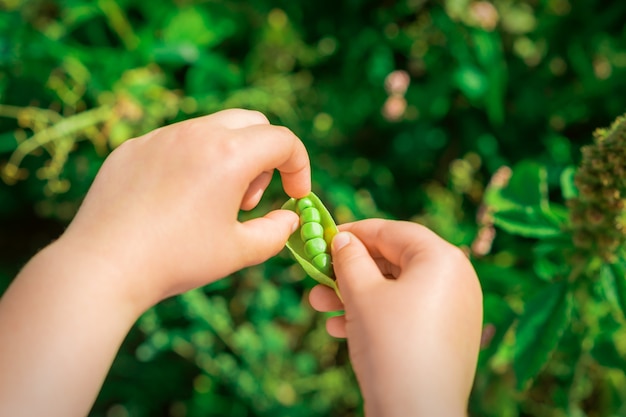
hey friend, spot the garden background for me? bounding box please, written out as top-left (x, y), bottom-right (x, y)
top-left (3, 0), bottom-right (626, 416)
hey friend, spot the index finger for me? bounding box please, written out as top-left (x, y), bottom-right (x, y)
top-left (338, 219), bottom-right (455, 268)
top-left (197, 108), bottom-right (271, 129)
top-left (232, 124), bottom-right (311, 198)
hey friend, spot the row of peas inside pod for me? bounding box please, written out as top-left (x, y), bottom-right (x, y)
top-left (282, 192), bottom-right (341, 299)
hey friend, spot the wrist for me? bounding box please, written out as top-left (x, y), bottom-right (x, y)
top-left (363, 394), bottom-right (467, 417)
top-left (46, 234), bottom-right (150, 318)
top-left (0, 236), bottom-right (145, 417)
top-left (358, 364), bottom-right (468, 417)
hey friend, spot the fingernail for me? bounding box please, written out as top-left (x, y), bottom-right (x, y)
top-left (291, 217), bottom-right (299, 233)
top-left (332, 232), bottom-right (350, 252)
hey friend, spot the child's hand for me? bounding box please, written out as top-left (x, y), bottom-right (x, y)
top-left (0, 109), bottom-right (311, 417)
top-left (309, 219), bottom-right (483, 417)
top-left (61, 108), bottom-right (310, 310)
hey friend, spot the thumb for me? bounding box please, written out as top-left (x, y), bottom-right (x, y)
top-left (238, 209), bottom-right (299, 266)
top-left (332, 232), bottom-right (384, 299)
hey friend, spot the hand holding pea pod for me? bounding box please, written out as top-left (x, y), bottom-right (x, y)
top-left (308, 219), bottom-right (483, 416)
top-left (63, 108), bottom-right (312, 310)
top-left (0, 108), bottom-right (315, 417)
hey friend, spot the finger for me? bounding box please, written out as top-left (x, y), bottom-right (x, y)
top-left (309, 285), bottom-right (344, 312)
top-left (149, 109), bottom-right (271, 142)
top-left (231, 124), bottom-right (311, 198)
top-left (373, 257), bottom-right (402, 279)
top-left (236, 209), bottom-right (299, 267)
top-left (331, 232), bottom-right (386, 300)
top-left (208, 108), bottom-right (270, 129)
top-left (326, 315), bottom-right (347, 338)
top-left (338, 219), bottom-right (450, 268)
top-left (240, 171), bottom-right (273, 211)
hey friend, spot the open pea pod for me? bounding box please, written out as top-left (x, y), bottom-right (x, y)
top-left (282, 192), bottom-right (342, 300)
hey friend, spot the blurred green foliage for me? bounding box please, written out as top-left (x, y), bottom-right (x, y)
top-left (3, 0), bottom-right (626, 416)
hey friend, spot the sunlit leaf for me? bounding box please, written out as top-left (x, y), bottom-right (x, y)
top-left (591, 329), bottom-right (626, 369)
top-left (162, 6), bottom-right (236, 48)
top-left (501, 161), bottom-right (548, 209)
top-left (479, 294), bottom-right (516, 366)
top-left (472, 30), bottom-right (506, 125)
top-left (454, 65), bottom-right (488, 100)
top-left (532, 238), bottom-right (570, 281)
top-left (560, 166), bottom-right (578, 200)
top-left (600, 261), bottom-right (626, 321)
top-left (493, 209), bottom-right (563, 238)
top-left (514, 282), bottom-right (573, 390)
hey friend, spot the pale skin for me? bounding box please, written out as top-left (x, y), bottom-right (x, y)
top-left (0, 108), bottom-right (483, 417)
top-left (310, 221), bottom-right (483, 417)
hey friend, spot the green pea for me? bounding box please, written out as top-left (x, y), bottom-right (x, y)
top-left (311, 253), bottom-right (332, 275)
top-left (300, 207), bottom-right (321, 225)
top-left (300, 222), bottom-right (324, 241)
top-left (296, 197), bottom-right (314, 213)
top-left (304, 237), bottom-right (327, 258)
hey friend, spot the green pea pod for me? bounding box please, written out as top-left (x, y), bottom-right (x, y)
top-left (282, 192), bottom-right (342, 300)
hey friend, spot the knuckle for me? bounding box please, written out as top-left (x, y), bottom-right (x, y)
top-left (213, 136), bottom-right (239, 157)
top-left (272, 125), bottom-right (296, 141)
top-left (244, 109), bottom-right (270, 125)
top-left (210, 139), bottom-right (241, 172)
top-left (440, 243), bottom-right (481, 291)
top-left (212, 108), bottom-right (271, 128)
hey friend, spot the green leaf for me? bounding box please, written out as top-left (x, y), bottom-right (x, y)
top-left (533, 240), bottom-right (570, 282)
top-left (533, 256), bottom-right (561, 281)
top-left (162, 6), bottom-right (236, 48)
top-left (479, 293), bottom-right (516, 366)
top-left (544, 202), bottom-right (570, 225)
top-left (600, 262), bottom-right (626, 321)
top-left (493, 209), bottom-right (563, 238)
top-left (472, 30), bottom-right (506, 125)
top-left (514, 282), bottom-right (573, 390)
top-left (0, 132), bottom-right (17, 154)
top-left (484, 161), bottom-right (550, 214)
top-left (501, 161), bottom-right (549, 209)
top-left (186, 53), bottom-right (243, 96)
top-left (487, 161), bottom-right (567, 238)
top-left (560, 165), bottom-right (578, 200)
top-left (532, 238), bottom-right (570, 281)
top-left (453, 65), bottom-right (488, 100)
top-left (591, 329), bottom-right (626, 369)
top-left (366, 45), bottom-right (395, 85)
top-left (150, 42), bottom-right (200, 64)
